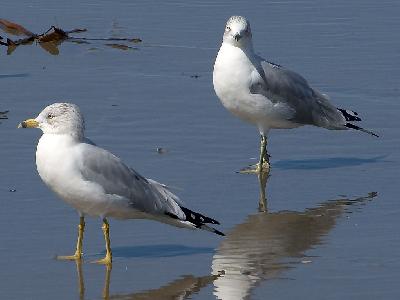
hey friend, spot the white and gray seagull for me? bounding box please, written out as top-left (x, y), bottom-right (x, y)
top-left (18, 103), bottom-right (224, 265)
top-left (213, 15), bottom-right (378, 173)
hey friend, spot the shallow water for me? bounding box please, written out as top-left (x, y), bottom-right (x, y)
top-left (1, 0), bottom-right (399, 299)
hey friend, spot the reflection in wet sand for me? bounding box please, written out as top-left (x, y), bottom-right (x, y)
top-left (39, 40), bottom-right (63, 55)
top-left (212, 175), bottom-right (377, 299)
top-left (74, 261), bottom-right (110, 300)
top-left (0, 110), bottom-right (8, 120)
top-left (75, 260), bottom-right (85, 300)
top-left (258, 172), bottom-right (269, 212)
top-left (110, 273), bottom-right (218, 300)
top-left (73, 261), bottom-right (218, 300)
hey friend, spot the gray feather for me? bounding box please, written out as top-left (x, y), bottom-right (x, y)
top-left (250, 59), bottom-right (345, 129)
top-left (78, 143), bottom-right (185, 219)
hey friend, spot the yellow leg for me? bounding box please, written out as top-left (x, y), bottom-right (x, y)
top-left (260, 135), bottom-right (270, 172)
top-left (239, 135), bottom-right (270, 174)
top-left (93, 218), bottom-right (112, 265)
top-left (57, 216), bottom-right (85, 260)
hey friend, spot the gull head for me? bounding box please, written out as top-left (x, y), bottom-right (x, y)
top-left (223, 16), bottom-right (252, 48)
top-left (18, 103), bottom-right (85, 138)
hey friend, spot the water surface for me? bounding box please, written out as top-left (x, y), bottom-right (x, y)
top-left (1, 0), bottom-right (399, 299)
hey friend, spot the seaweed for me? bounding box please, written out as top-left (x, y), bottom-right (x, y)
top-left (0, 19), bottom-right (141, 55)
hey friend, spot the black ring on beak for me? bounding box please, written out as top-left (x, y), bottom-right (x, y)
top-left (233, 34), bottom-right (242, 41)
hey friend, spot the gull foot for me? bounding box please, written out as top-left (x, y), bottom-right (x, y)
top-left (91, 254), bottom-right (112, 265)
top-left (238, 162), bottom-right (270, 174)
top-left (56, 252), bottom-right (82, 261)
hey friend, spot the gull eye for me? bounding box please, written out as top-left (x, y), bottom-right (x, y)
top-left (47, 113), bottom-right (55, 119)
top-left (225, 26), bottom-right (231, 31)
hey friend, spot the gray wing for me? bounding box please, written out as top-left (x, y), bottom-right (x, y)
top-left (77, 142), bottom-right (185, 219)
top-left (250, 58), bottom-right (345, 128)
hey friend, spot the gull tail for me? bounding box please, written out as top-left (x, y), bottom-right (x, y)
top-left (345, 123), bottom-right (379, 137)
top-left (167, 206), bottom-right (225, 236)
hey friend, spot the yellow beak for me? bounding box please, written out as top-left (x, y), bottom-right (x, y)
top-left (18, 119), bottom-right (39, 128)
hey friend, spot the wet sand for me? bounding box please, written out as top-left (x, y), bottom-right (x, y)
top-left (1, 0), bottom-right (399, 299)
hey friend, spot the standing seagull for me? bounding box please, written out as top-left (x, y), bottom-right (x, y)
top-left (18, 103), bottom-right (223, 265)
top-left (213, 16), bottom-right (378, 173)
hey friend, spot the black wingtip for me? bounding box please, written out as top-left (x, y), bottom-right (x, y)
top-left (213, 229), bottom-right (225, 236)
top-left (345, 123), bottom-right (379, 138)
top-left (178, 206), bottom-right (224, 236)
top-left (180, 206), bottom-right (220, 225)
top-left (199, 224), bottom-right (225, 236)
top-left (338, 108), bottom-right (362, 122)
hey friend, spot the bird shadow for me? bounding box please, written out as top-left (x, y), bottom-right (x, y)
top-left (99, 244), bottom-right (214, 259)
top-left (273, 155), bottom-right (386, 170)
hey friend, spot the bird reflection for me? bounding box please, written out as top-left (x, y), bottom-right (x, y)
top-left (257, 171), bottom-right (269, 212)
top-left (71, 176), bottom-right (375, 300)
top-left (73, 261), bottom-right (219, 300)
top-left (110, 273), bottom-right (219, 300)
top-left (74, 261), bottom-right (112, 300)
top-left (212, 175), bottom-right (377, 300)
top-left (74, 260), bottom-right (85, 300)
top-left (0, 110), bottom-right (8, 120)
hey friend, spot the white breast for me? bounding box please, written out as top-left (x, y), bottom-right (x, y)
top-left (213, 43), bottom-right (272, 126)
top-left (36, 134), bottom-right (88, 209)
top-left (213, 44), bottom-right (252, 107)
top-left (213, 43), bottom-right (302, 132)
top-left (35, 134), bottom-right (146, 219)
top-left (36, 134), bottom-right (74, 188)
top-left (36, 135), bottom-right (102, 215)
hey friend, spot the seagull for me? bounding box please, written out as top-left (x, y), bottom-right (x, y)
top-left (18, 103), bottom-right (224, 264)
top-left (213, 16), bottom-right (378, 173)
